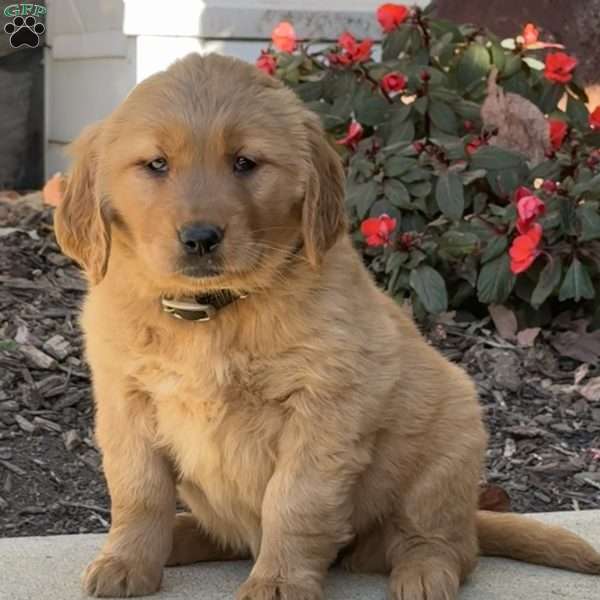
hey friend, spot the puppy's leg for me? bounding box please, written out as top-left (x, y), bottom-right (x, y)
top-left (83, 383), bottom-right (176, 598)
top-left (340, 522), bottom-right (389, 574)
top-left (387, 438), bottom-right (483, 600)
top-left (237, 401), bottom-right (366, 600)
top-left (167, 513), bottom-right (250, 566)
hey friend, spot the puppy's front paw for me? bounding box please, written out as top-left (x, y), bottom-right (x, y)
top-left (390, 560), bottom-right (459, 600)
top-left (82, 553), bottom-right (162, 597)
top-left (237, 577), bottom-right (323, 600)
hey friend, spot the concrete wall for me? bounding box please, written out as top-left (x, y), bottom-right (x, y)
top-left (45, 0), bottom-right (429, 177)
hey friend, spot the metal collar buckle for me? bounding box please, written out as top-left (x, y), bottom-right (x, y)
top-left (161, 298), bottom-right (218, 322)
top-left (160, 292), bottom-right (248, 322)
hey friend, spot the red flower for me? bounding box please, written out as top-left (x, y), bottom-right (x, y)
top-left (509, 223), bottom-right (543, 274)
top-left (516, 194), bottom-right (545, 234)
top-left (514, 186), bottom-right (533, 203)
top-left (332, 32), bottom-right (373, 65)
top-left (338, 32), bottom-right (357, 53)
top-left (399, 232), bottom-right (414, 249)
top-left (590, 106), bottom-right (600, 130)
top-left (256, 51), bottom-right (276, 76)
top-left (548, 119), bottom-right (568, 150)
top-left (466, 137), bottom-right (485, 154)
top-left (544, 52), bottom-right (577, 84)
top-left (521, 23), bottom-right (564, 50)
top-left (361, 214), bottom-right (397, 247)
top-left (541, 180), bottom-right (558, 193)
top-left (522, 23), bottom-right (539, 46)
top-left (377, 3), bottom-right (410, 33)
top-left (336, 121), bottom-right (364, 150)
top-left (272, 21), bottom-right (297, 53)
top-left (381, 72), bottom-right (407, 95)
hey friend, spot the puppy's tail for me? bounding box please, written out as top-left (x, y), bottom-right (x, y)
top-left (477, 510), bottom-right (600, 574)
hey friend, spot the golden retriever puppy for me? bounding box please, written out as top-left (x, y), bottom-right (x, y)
top-left (54, 53), bottom-right (600, 600)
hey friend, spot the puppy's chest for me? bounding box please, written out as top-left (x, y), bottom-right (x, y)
top-left (136, 350), bottom-right (288, 509)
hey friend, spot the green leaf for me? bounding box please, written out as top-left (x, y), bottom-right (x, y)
top-left (439, 231), bottom-right (479, 258)
top-left (305, 101), bottom-right (347, 130)
top-left (560, 198), bottom-right (577, 235)
top-left (461, 169), bottom-right (486, 185)
top-left (435, 172), bottom-right (464, 221)
top-left (407, 180), bottom-right (432, 197)
top-left (454, 99), bottom-right (482, 122)
top-left (386, 251), bottom-right (408, 273)
top-left (571, 172), bottom-right (600, 198)
top-left (385, 157), bottom-right (417, 177)
top-left (382, 120), bottom-right (415, 151)
top-left (477, 253), bottom-right (515, 304)
top-left (487, 167), bottom-right (527, 198)
top-left (531, 258), bottom-right (562, 308)
top-left (322, 70), bottom-right (355, 102)
top-left (401, 167), bottom-right (431, 183)
top-left (294, 81), bottom-right (323, 102)
top-left (349, 157), bottom-right (375, 179)
top-left (530, 159), bottom-right (562, 181)
top-left (578, 204), bottom-right (600, 241)
top-left (538, 82), bottom-right (565, 114)
top-left (567, 81), bottom-right (589, 103)
top-left (457, 43), bottom-right (491, 89)
top-left (522, 56), bottom-right (545, 71)
top-left (384, 179), bottom-right (412, 209)
top-left (584, 132), bottom-right (600, 147)
top-left (481, 235), bottom-right (508, 263)
top-left (428, 100), bottom-right (458, 134)
top-left (566, 96), bottom-right (590, 129)
top-left (331, 95), bottom-right (354, 120)
top-left (347, 180), bottom-right (378, 219)
top-left (489, 41), bottom-right (506, 72)
top-left (469, 146), bottom-right (527, 170)
top-left (558, 258), bottom-right (595, 302)
top-left (354, 94), bottom-right (393, 126)
top-left (430, 31), bottom-right (454, 60)
top-left (382, 25), bottom-right (412, 60)
top-left (500, 53), bottom-right (522, 78)
top-left (409, 265), bottom-right (448, 314)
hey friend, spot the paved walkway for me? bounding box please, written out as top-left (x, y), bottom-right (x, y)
top-left (1, 511), bottom-right (599, 599)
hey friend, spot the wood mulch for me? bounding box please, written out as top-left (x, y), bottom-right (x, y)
top-left (1, 193), bottom-right (599, 537)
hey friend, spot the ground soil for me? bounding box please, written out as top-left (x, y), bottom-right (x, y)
top-left (1, 193), bottom-right (599, 538)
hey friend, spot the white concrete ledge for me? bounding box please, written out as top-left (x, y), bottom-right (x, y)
top-left (1, 511), bottom-right (599, 599)
top-left (122, 0), bottom-right (409, 40)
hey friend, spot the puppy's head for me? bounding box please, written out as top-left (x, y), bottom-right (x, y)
top-left (54, 54), bottom-right (346, 290)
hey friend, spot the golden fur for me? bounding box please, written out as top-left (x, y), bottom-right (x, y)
top-left (54, 53), bottom-right (600, 600)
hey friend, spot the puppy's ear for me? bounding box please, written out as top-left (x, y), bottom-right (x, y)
top-left (302, 113), bottom-right (347, 267)
top-left (53, 123), bottom-right (111, 285)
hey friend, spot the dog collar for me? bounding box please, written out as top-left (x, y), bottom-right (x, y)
top-left (161, 239), bottom-right (304, 322)
top-left (161, 290), bottom-right (248, 322)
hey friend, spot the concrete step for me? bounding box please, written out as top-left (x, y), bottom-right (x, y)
top-left (1, 511), bottom-right (599, 599)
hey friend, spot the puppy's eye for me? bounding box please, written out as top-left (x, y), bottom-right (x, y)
top-left (146, 157), bottom-right (169, 174)
top-left (233, 156), bottom-right (256, 175)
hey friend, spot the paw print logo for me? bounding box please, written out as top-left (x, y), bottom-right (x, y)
top-left (4, 15), bottom-right (45, 48)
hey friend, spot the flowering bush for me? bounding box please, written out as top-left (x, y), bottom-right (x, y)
top-left (258, 5), bottom-right (600, 325)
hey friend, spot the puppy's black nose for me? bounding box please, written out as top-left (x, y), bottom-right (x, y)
top-left (178, 223), bottom-right (223, 256)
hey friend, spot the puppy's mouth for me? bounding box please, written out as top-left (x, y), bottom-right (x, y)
top-left (176, 257), bottom-right (224, 279)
